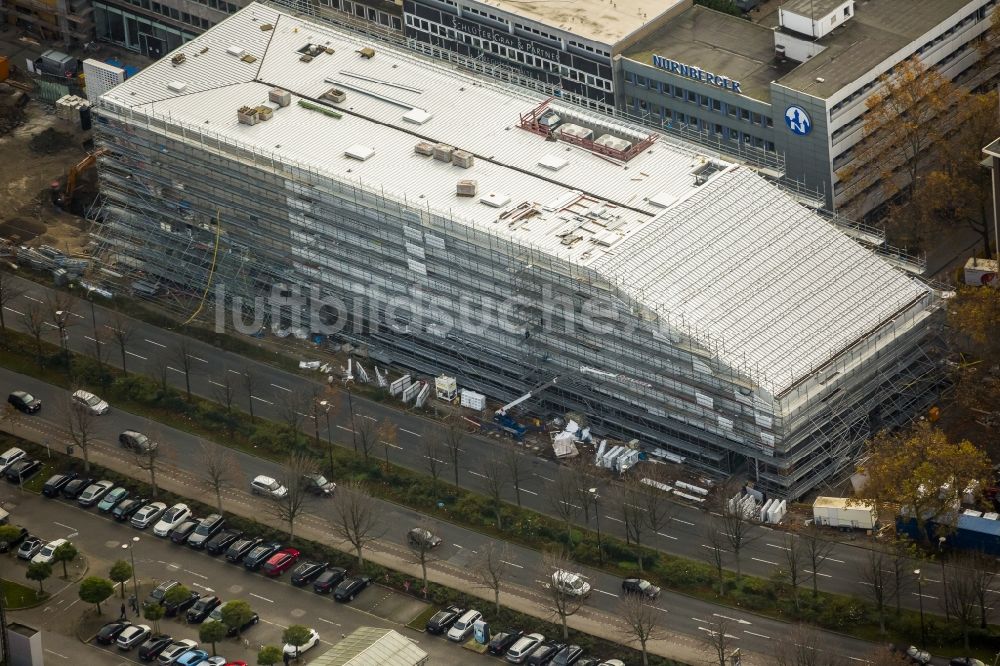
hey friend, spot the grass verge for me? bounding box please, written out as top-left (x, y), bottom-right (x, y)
top-left (1, 578), bottom-right (46, 608)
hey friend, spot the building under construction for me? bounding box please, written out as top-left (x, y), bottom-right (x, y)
top-left (90, 2), bottom-right (943, 498)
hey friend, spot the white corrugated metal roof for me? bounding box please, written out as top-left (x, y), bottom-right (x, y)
top-left (310, 628), bottom-right (427, 666)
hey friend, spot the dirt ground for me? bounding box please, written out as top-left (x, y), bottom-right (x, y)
top-left (0, 101), bottom-right (93, 254)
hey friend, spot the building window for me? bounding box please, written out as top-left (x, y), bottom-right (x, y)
top-left (844, 5), bottom-right (851, 17)
top-left (636, 75), bottom-right (647, 87)
top-left (766, 116), bottom-right (773, 128)
top-left (700, 94), bottom-right (709, 108)
top-left (625, 71), bottom-right (635, 84)
top-left (740, 108), bottom-right (751, 121)
top-left (726, 104), bottom-right (736, 117)
top-left (712, 98), bottom-right (721, 111)
top-left (751, 112), bottom-right (762, 125)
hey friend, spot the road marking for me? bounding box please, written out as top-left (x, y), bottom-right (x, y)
top-left (262, 620), bottom-right (289, 629)
top-left (520, 488), bottom-right (538, 496)
top-left (209, 380), bottom-right (226, 388)
top-left (468, 470), bottom-right (486, 479)
top-left (144, 338), bottom-right (166, 348)
top-left (766, 543), bottom-right (790, 551)
top-left (54, 521), bottom-right (75, 531)
top-left (251, 396), bottom-right (274, 405)
top-left (453, 544), bottom-right (463, 549)
top-left (671, 517), bottom-right (695, 526)
top-left (83, 336), bottom-right (106, 345)
top-left (189, 571), bottom-right (208, 580)
top-left (751, 557), bottom-right (778, 566)
top-left (250, 592), bottom-right (273, 603)
top-left (167, 366), bottom-right (184, 374)
top-left (698, 627), bottom-right (739, 640)
top-left (604, 515), bottom-right (624, 524)
top-left (271, 383), bottom-right (292, 392)
top-left (912, 592), bottom-right (938, 600)
top-left (805, 569), bottom-right (832, 578)
top-left (744, 631), bottom-right (771, 639)
top-left (24, 295), bottom-right (42, 303)
top-left (296, 412), bottom-right (311, 419)
top-left (594, 589), bottom-right (618, 598)
top-left (501, 560), bottom-right (523, 569)
top-left (826, 557), bottom-right (846, 564)
top-left (656, 531), bottom-right (678, 541)
top-left (535, 474), bottom-right (555, 483)
top-left (336, 425), bottom-right (354, 432)
top-left (560, 500), bottom-right (582, 510)
top-left (380, 440), bottom-right (402, 450)
top-left (4, 307), bottom-right (23, 316)
top-left (43, 321), bottom-right (57, 328)
top-left (400, 428), bottom-right (421, 437)
top-left (228, 369), bottom-right (242, 375)
top-left (126, 351), bottom-right (147, 360)
top-left (192, 583), bottom-right (214, 592)
top-left (44, 649), bottom-right (68, 659)
top-left (363, 415), bottom-right (377, 421)
top-left (189, 355), bottom-right (208, 363)
top-left (68, 312), bottom-right (84, 319)
top-left (318, 617), bottom-right (340, 626)
top-left (713, 613), bottom-right (750, 625)
top-left (423, 456), bottom-right (447, 465)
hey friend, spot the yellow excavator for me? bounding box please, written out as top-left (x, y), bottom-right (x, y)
top-left (52, 148), bottom-right (106, 209)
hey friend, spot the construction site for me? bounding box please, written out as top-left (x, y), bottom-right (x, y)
top-left (76, 2), bottom-right (947, 499)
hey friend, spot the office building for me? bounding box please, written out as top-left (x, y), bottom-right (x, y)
top-left (3, 0), bottom-right (94, 47)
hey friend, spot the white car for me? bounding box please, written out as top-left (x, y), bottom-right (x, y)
top-left (153, 503), bottom-right (191, 537)
top-left (551, 570), bottom-right (591, 597)
top-left (116, 623), bottom-right (151, 650)
top-left (283, 628), bottom-right (319, 657)
top-left (505, 632), bottom-right (544, 664)
top-left (250, 475), bottom-right (288, 499)
top-left (71, 389), bottom-right (110, 415)
top-left (0, 447), bottom-right (25, 475)
top-left (157, 639), bottom-right (198, 664)
top-left (446, 609), bottom-right (482, 642)
top-left (32, 538), bottom-right (68, 565)
top-left (131, 502), bottom-right (168, 530)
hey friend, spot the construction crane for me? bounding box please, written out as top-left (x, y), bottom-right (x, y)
top-left (496, 376), bottom-right (560, 416)
top-left (52, 148), bottom-right (106, 208)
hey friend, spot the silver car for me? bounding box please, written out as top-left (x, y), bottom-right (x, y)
top-left (131, 502), bottom-right (167, 529)
top-left (116, 624), bottom-right (151, 650)
top-left (71, 389), bottom-right (110, 415)
top-left (506, 633), bottom-right (544, 664)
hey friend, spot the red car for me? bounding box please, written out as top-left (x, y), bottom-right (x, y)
top-left (262, 547), bottom-right (300, 577)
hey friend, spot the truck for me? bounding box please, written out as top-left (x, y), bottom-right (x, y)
top-left (812, 496), bottom-right (877, 530)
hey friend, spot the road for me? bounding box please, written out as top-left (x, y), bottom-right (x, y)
top-left (0, 275), bottom-right (954, 615)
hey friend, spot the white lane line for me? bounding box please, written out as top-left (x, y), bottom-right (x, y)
top-left (468, 470), bottom-right (487, 479)
top-left (271, 383), bottom-right (292, 392)
top-left (209, 380), bottom-right (226, 388)
top-left (656, 531), bottom-right (678, 541)
top-left (744, 631), bottom-right (771, 640)
top-left (43, 321), bottom-right (57, 328)
top-left (296, 412), bottom-right (312, 419)
top-left (363, 415), bottom-right (377, 421)
top-left (827, 557), bottom-right (846, 564)
top-left (380, 440), bottom-right (402, 450)
top-left (400, 428), bottom-right (421, 437)
top-left (227, 369), bottom-right (242, 375)
top-left (249, 592), bottom-right (273, 603)
top-left (535, 474), bottom-right (555, 483)
top-left (672, 517), bottom-right (695, 526)
top-left (604, 515), bottom-right (624, 524)
top-left (520, 489), bottom-right (539, 496)
top-left (423, 456), bottom-right (448, 465)
top-left (560, 501), bottom-right (582, 510)
top-left (24, 295), bottom-right (42, 303)
top-left (805, 569), bottom-right (832, 578)
top-left (913, 592), bottom-right (938, 600)
top-left (83, 336), bottom-right (106, 345)
top-left (44, 649), bottom-right (68, 659)
top-left (453, 544), bottom-right (463, 549)
top-left (144, 338), bottom-right (166, 348)
top-left (594, 589), bottom-right (619, 598)
top-left (501, 560), bottom-right (523, 569)
top-left (189, 571), bottom-right (208, 580)
top-left (53, 521), bottom-right (75, 531)
top-left (189, 355), bottom-right (208, 363)
top-left (336, 425), bottom-right (354, 432)
top-left (262, 620), bottom-right (289, 629)
top-left (713, 613), bottom-right (750, 625)
top-left (318, 617), bottom-right (340, 626)
top-left (167, 366), bottom-right (184, 374)
top-left (68, 312), bottom-right (84, 319)
top-left (4, 307), bottom-right (23, 316)
top-left (251, 396), bottom-right (274, 405)
top-left (751, 557), bottom-right (778, 566)
top-left (126, 351), bottom-right (148, 360)
top-left (766, 543), bottom-right (790, 551)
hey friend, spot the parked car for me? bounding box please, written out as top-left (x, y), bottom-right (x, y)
top-left (551, 570), bottom-right (590, 598)
top-left (426, 605), bottom-right (464, 635)
top-left (114, 497), bottom-right (149, 522)
top-left (262, 547), bottom-right (300, 577)
top-left (907, 646), bottom-right (931, 665)
top-left (97, 487), bottom-right (130, 513)
top-left (0, 447), bottom-right (25, 474)
top-left (621, 578), bottom-right (660, 599)
top-left (527, 641), bottom-right (565, 665)
top-left (117, 624), bottom-right (152, 650)
top-left (96, 620), bottom-right (132, 645)
top-left (78, 480), bottom-right (115, 507)
top-left (72, 389), bottom-right (110, 415)
top-left (175, 649), bottom-right (210, 666)
top-left (312, 567), bottom-right (348, 594)
top-left (302, 473), bottom-right (335, 496)
top-left (333, 575), bottom-right (371, 602)
top-left (488, 630), bottom-right (525, 656)
top-left (575, 659), bottom-right (603, 666)
top-left (156, 639), bottom-right (198, 664)
top-left (290, 560), bottom-right (328, 586)
top-left (4, 458), bottom-right (41, 484)
top-left (203, 658), bottom-right (228, 666)
top-left (282, 628), bottom-right (319, 658)
top-left (132, 502), bottom-right (168, 529)
top-left (447, 609), bottom-right (482, 642)
top-left (407, 527), bottom-right (443, 549)
top-left (42, 471), bottom-right (77, 497)
top-left (119, 430), bottom-right (157, 453)
top-left (17, 536), bottom-right (44, 560)
top-left (163, 589), bottom-right (200, 617)
top-left (0, 525), bottom-right (28, 552)
top-left (243, 542), bottom-right (282, 571)
top-left (551, 644), bottom-right (584, 666)
top-left (950, 659), bottom-right (987, 666)
top-left (206, 528), bottom-right (243, 556)
top-left (225, 537), bottom-right (263, 563)
top-left (209, 604), bottom-right (260, 636)
top-left (8, 391), bottom-right (41, 414)
top-left (597, 661), bottom-right (625, 666)
top-left (187, 514), bottom-right (225, 549)
top-left (186, 595), bottom-right (222, 623)
top-left (145, 580), bottom-right (180, 608)
top-left (32, 538), bottom-right (68, 564)
top-left (62, 476), bottom-right (94, 499)
top-left (250, 475), bottom-right (287, 499)
top-left (506, 633), bottom-right (545, 664)
top-left (153, 503), bottom-right (191, 537)
top-left (138, 634), bottom-right (174, 661)
top-left (169, 519), bottom-right (199, 544)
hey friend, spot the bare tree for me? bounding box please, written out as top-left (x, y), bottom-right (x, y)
top-left (801, 524), bottom-right (835, 598)
top-left (133, 431), bottom-right (167, 498)
top-left (567, 460), bottom-right (594, 525)
top-left (172, 339), bottom-right (196, 402)
top-left (860, 547), bottom-right (893, 634)
top-left (863, 645), bottom-right (910, 666)
top-left (548, 467), bottom-right (580, 548)
top-left (637, 472), bottom-right (675, 543)
top-left (241, 367), bottom-right (257, 423)
top-left (472, 540), bottom-right (511, 615)
top-left (704, 520), bottom-right (728, 596)
top-left (888, 540), bottom-right (914, 616)
top-left (269, 452), bottom-right (316, 542)
top-left (718, 485), bottom-right (760, 580)
top-left (946, 554), bottom-right (987, 650)
top-left (20, 303), bottom-right (47, 368)
top-left (617, 593), bottom-right (662, 666)
top-left (66, 397), bottom-right (97, 472)
top-left (354, 415), bottom-right (381, 462)
top-left (422, 437), bottom-right (445, 492)
top-left (211, 374), bottom-right (238, 437)
top-left (329, 481), bottom-right (384, 567)
top-left (405, 519), bottom-right (439, 595)
top-left (617, 478), bottom-right (671, 572)
top-left (780, 534), bottom-right (807, 611)
top-left (503, 448), bottom-right (529, 507)
top-left (481, 456), bottom-right (509, 530)
top-left (443, 415), bottom-right (464, 488)
top-left (48, 292), bottom-right (76, 370)
top-left (700, 616), bottom-right (735, 666)
top-left (275, 390), bottom-right (308, 449)
top-left (199, 440), bottom-right (241, 513)
top-left (542, 549), bottom-right (587, 640)
top-left (0, 271), bottom-right (23, 334)
top-left (107, 312), bottom-right (135, 376)
top-left (968, 550), bottom-right (996, 629)
top-left (150, 354), bottom-right (171, 395)
top-left (772, 624), bottom-right (849, 666)
top-left (379, 418), bottom-right (398, 470)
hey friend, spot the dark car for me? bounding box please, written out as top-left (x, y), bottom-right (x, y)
top-left (225, 537), bottom-right (263, 563)
top-left (488, 630), bottom-right (525, 656)
top-left (205, 528), bottom-right (243, 556)
top-left (186, 514), bottom-right (225, 550)
top-left (119, 430), bottom-right (156, 453)
top-left (113, 497), bottom-right (148, 522)
top-left (290, 560), bottom-right (328, 586)
top-left (8, 391), bottom-right (41, 413)
top-left (209, 605), bottom-right (260, 636)
top-left (137, 634), bottom-right (173, 661)
top-left (95, 620), bottom-right (132, 645)
top-left (17, 536), bottom-right (44, 560)
top-left (426, 605), bottom-right (464, 635)
top-left (302, 473), bottom-right (335, 496)
top-left (551, 644), bottom-right (584, 666)
top-left (262, 547), bottom-right (300, 577)
top-left (621, 578), bottom-right (661, 600)
top-left (527, 641), bottom-right (565, 666)
top-left (949, 659), bottom-right (987, 666)
top-left (5, 458), bottom-right (42, 483)
top-left (243, 541), bottom-right (282, 571)
top-left (333, 575), bottom-right (371, 602)
top-left (163, 589), bottom-right (200, 617)
top-left (61, 476), bottom-right (94, 499)
top-left (0, 525), bottom-right (29, 552)
top-left (185, 595), bottom-right (221, 623)
top-left (144, 580), bottom-right (179, 609)
top-left (406, 527), bottom-right (443, 549)
top-left (312, 567), bottom-right (348, 594)
top-left (169, 519), bottom-right (199, 544)
top-left (42, 471), bottom-right (78, 497)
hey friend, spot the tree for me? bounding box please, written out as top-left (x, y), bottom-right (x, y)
top-left (617, 477), bottom-right (673, 572)
top-left (150, 354), bottom-right (171, 395)
top-left (133, 434), bottom-right (165, 499)
top-left (542, 549), bottom-right (586, 640)
top-left (858, 421), bottom-right (991, 543)
top-left (801, 524), bottom-right (835, 599)
top-left (219, 599), bottom-right (256, 638)
top-left (704, 520), bottom-right (728, 596)
top-left (472, 540), bottom-right (511, 615)
top-left (172, 339), bottom-right (196, 402)
top-left (0, 271), bottom-right (24, 342)
top-left (109, 560), bottom-right (133, 599)
top-left (863, 645), bottom-right (910, 666)
top-left (354, 414), bottom-right (380, 462)
top-left (241, 367), bottom-right (257, 423)
top-left (199, 440), bottom-right (241, 513)
top-left (779, 533), bottom-right (807, 612)
top-left (66, 396), bottom-right (97, 472)
top-left (269, 452), bottom-right (316, 542)
top-left (772, 624), bottom-right (848, 666)
top-left (282, 625), bottom-right (313, 660)
top-left (443, 415), bottom-right (464, 488)
top-left (330, 480), bottom-right (384, 566)
top-left (163, 584), bottom-right (192, 611)
top-left (860, 547), bottom-right (893, 634)
top-left (481, 456), bottom-right (509, 530)
top-left (948, 286), bottom-right (1000, 415)
top-left (503, 447), bottom-right (528, 507)
top-left (20, 302), bottom-right (47, 368)
top-left (143, 600), bottom-right (165, 633)
top-left (79, 576), bottom-right (115, 614)
top-left (718, 484), bottom-right (759, 580)
top-left (406, 519), bottom-right (439, 595)
top-left (26, 561), bottom-right (52, 594)
top-left (107, 312), bottom-right (136, 376)
top-left (0, 525), bottom-right (24, 545)
top-left (275, 389), bottom-right (308, 449)
top-left (211, 373), bottom-right (239, 437)
top-left (258, 645), bottom-right (284, 666)
top-left (548, 467), bottom-right (580, 548)
top-left (967, 550), bottom-right (996, 629)
top-left (48, 292), bottom-right (76, 372)
top-left (199, 620), bottom-right (228, 656)
top-left (617, 593), bottom-right (661, 666)
top-left (701, 616), bottom-right (734, 666)
top-left (422, 437), bottom-right (445, 493)
top-left (53, 541), bottom-right (78, 578)
top-left (946, 553), bottom-right (992, 650)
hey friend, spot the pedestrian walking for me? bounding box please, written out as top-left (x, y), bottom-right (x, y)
top-left (120, 602), bottom-right (127, 620)
top-left (129, 593), bottom-right (138, 614)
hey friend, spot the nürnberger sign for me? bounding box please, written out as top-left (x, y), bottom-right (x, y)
top-left (651, 55), bottom-right (742, 94)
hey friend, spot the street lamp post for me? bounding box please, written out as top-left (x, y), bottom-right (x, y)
top-left (319, 400), bottom-right (334, 476)
top-left (345, 384), bottom-right (357, 452)
top-left (914, 568), bottom-right (926, 647)
top-left (122, 536), bottom-right (140, 613)
top-left (589, 488), bottom-right (603, 565)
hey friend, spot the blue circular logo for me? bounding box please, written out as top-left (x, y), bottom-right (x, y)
top-left (784, 105), bottom-right (812, 136)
